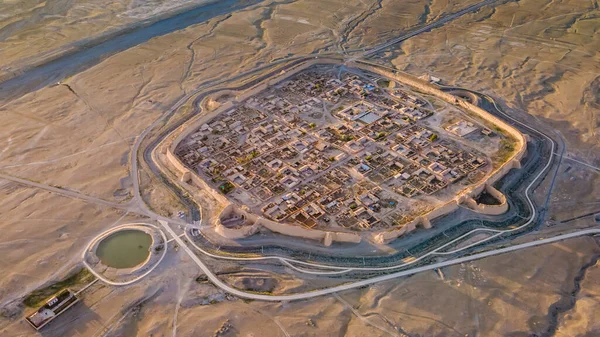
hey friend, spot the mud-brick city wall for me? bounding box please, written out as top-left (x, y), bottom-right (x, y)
top-left (162, 59), bottom-right (526, 245)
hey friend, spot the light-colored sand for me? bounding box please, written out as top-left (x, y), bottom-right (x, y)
top-left (42, 236), bottom-right (598, 337)
top-left (1, 0), bottom-right (600, 335)
top-left (379, 0), bottom-right (600, 161)
top-left (0, 179), bottom-right (143, 313)
top-left (0, 0), bottom-right (218, 77)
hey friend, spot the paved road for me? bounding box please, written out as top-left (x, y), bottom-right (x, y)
top-left (19, 55), bottom-right (559, 298)
top-left (162, 217), bottom-right (600, 301)
top-left (148, 60), bottom-right (587, 301)
top-left (0, 0), bottom-right (582, 305)
top-left (172, 61), bottom-right (558, 274)
top-left (4, 0), bottom-right (576, 299)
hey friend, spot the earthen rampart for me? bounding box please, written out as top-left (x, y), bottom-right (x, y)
top-left (159, 59), bottom-right (526, 246)
top-left (462, 184), bottom-right (509, 216)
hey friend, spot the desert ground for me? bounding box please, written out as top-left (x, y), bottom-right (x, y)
top-left (1, 0), bottom-right (599, 336)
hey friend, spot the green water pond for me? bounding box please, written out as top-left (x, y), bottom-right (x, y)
top-left (96, 230), bottom-right (152, 269)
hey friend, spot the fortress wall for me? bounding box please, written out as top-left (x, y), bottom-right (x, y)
top-left (236, 83), bottom-right (268, 102)
top-left (331, 231), bottom-right (362, 243)
top-left (219, 203), bottom-right (235, 219)
top-left (475, 184), bottom-right (509, 215)
top-left (256, 218), bottom-right (324, 240)
top-left (461, 183), bottom-right (509, 215)
top-left (213, 203), bottom-right (362, 245)
top-left (166, 150), bottom-right (187, 173)
top-left (255, 217), bottom-right (362, 244)
top-left (165, 150), bottom-right (230, 205)
top-left (486, 158), bottom-right (523, 186)
top-left (215, 204), bottom-right (259, 239)
top-left (168, 101), bottom-right (235, 154)
top-left (462, 196), bottom-right (509, 215)
top-left (458, 101), bottom-right (523, 140)
top-left (424, 200), bottom-right (460, 223)
top-left (219, 204), bottom-right (260, 225)
top-left (454, 155), bottom-right (519, 215)
top-left (462, 197), bottom-right (479, 209)
top-left (161, 59), bottom-right (526, 247)
top-left (191, 173), bottom-right (231, 206)
top-left (476, 202), bottom-right (509, 215)
top-left (373, 220), bottom-right (416, 243)
top-left (268, 58), bottom-right (341, 84)
top-left (215, 222), bottom-right (259, 239)
top-left (468, 183), bottom-right (487, 197)
top-left (234, 58), bottom-right (342, 103)
top-left (486, 184), bottom-right (506, 202)
top-left (215, 203), bottom-right (258, 239)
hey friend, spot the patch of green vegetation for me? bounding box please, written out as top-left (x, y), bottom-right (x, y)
top-left (494, 138), bottom-right (516, 167)
top-left (340, 135), bottom-right (354, 142)
top-left (23, 268), bottom-right (94, 308)
top-left (429, 133), bottom-right (438, 142)
top-left (246, 290), bottom-right (273, 295)
top-left (237, 150), bottom-right (260, 164)
top-left (374, 132), bottom-right (387, 140)
top-left (219, 181), bottom-right (235, 194)
top-left (492, 125), bottom-right (505, 136)
top-left (309, 122), bottom-right (316, 129)
top-left (377, 79), bottom-right (390, 88)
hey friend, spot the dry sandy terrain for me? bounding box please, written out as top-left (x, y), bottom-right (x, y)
top-left (1, 0), bottom-right (600, 336)
top-left (4, 235), bottom-right (596, 337)
top-left (0, 0), bottom-right (219, 77)
top-left (0, 179), bottom-right (144, 312)
top-left (375, 0), bottom-right (600, 161)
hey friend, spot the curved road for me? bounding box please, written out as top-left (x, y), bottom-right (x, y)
top-left (145, 61), bottom-right (597, 302)
top-left (0, 0), bottom-right (583, 302)
top-left (161, 219), bottom-right (600, 301)
top-left (169, 62), bottom-right (559, 275)
top-left (82, 223), bottom-right (169, 286)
